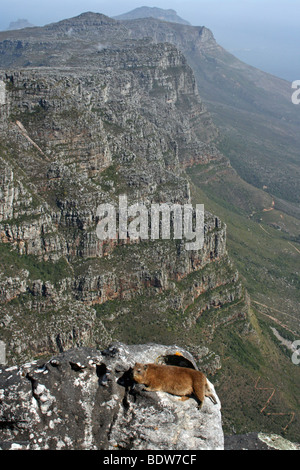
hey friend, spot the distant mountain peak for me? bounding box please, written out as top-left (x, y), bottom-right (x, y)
top-left (71, 11), bottom-right (115, 23)
top-left (43, 11), bottom-right (118, 32)
top-left (114, 6), bottom-right (191, 25)
top-left (8, 19), bottom-right (35, 31)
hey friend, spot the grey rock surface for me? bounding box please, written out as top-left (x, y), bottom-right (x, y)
top-left (0, 343), bottom-right (223, 450)
top-left (225, 433), bottom-right (300, 451)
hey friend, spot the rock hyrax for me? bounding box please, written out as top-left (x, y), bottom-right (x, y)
top-left (133, 362), bottom-right (217, 409)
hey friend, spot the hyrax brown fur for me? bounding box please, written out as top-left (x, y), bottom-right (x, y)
top-left (133, 363), bottom-right (217, 409)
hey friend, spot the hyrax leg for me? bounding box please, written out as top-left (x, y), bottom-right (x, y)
top-left (192, 381), bottom-right (205, 409)
top-left (179, 396), bottom-right (190, 402)
top-left (144, 385), bottom-right (160, 392)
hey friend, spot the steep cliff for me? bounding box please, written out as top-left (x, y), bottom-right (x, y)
top-left (0, 40), bottom-right (245, 365)
top-left (121, 15), bottom-right (300, 206)
top-left (0, 16), bottom-right (246, 366)
top-left (0, 17), bottom-right (253, 448)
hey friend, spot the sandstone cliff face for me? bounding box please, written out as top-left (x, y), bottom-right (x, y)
top-left (124, 17), bottom-right (221, 56)
top-left (0, 343), bottom-right (224, 450)
top-left (0, 14), bottom-right (246, 365)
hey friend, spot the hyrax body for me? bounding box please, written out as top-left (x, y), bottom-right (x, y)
top-left (133, 363), bottom-right (217, 409)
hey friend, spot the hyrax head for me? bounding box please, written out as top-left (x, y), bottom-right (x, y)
top-left (133, 363), bottom-right (148, 383)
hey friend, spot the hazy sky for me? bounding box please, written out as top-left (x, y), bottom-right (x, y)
top-left (1, 0), bottom-right (299, 81)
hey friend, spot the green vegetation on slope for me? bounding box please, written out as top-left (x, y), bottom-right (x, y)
top-left (186, 163), bottom-right (300, 441)
top-left (0, 243), bottom-right (71, 285)
top-left (187, 165), bottom-right (300, 333)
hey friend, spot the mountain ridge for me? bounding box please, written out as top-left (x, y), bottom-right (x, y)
top-left (118, 15), bottom-right (300, 206)
top-left (114, 6), bottom-right (191, 25)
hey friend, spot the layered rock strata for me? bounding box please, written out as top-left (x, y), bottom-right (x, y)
top-left (0, 18), bottom-right (246, 364)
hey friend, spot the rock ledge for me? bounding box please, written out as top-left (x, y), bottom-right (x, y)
top-left (0, 342), bottom-right (223, 450)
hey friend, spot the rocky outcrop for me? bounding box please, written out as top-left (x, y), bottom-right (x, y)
top-left (0, 343), bottom-right (224, 450)
top-left (225, 433), bottom-right (300, 451)
top-left (124, 17), bottom-right (221, 56)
